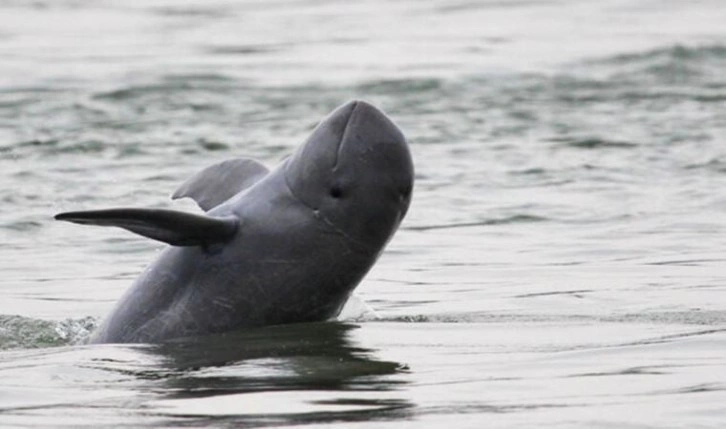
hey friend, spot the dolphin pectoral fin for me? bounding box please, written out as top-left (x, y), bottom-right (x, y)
top-left (55, 208), bottom-right (239, 246)
top-left (172, 158), bottom-right (270, 211)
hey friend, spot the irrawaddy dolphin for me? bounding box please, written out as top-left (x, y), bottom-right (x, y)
top-left (55, 100), bottom-right (414, 344)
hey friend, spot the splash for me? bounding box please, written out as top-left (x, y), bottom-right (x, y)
top-left (0, 315), bottom-right (97, 350)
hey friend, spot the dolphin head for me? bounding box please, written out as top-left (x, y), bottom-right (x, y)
top-left (284, 100), bottom-right (414, 251)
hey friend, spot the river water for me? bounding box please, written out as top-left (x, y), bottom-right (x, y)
top-left (2, 0), bottom-right (726, 427)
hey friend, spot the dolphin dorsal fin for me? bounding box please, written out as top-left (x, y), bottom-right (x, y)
top-left (172, 158), bottom-right (270, 211)
top-left (55, 208), bottom-right (238, 246)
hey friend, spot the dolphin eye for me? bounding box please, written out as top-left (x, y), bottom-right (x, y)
top-left (330, 186), bottom-right (343, 199)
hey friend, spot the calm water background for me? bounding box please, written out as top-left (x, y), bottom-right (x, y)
top-left (2, 0), bottom-right (726, 427)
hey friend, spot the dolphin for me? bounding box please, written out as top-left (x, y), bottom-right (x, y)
top-left (55, 100), bottom-right (414, 344)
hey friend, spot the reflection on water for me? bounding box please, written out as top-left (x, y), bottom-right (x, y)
top-left (0, 322), bottom-right (411, 427)
top-left (147, 323), bottom-right (412, 425)
top-left (152, 322), bottom-right (407, 389)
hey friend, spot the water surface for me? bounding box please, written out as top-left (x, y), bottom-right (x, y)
top-left (2, 0), bottom-right (726, 427)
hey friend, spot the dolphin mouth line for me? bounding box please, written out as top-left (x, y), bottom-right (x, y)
top-left (311, 208), bottom-right (375, 253)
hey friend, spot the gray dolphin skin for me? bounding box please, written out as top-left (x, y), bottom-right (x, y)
top-left (55, 100), bottom-right (414, 344)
